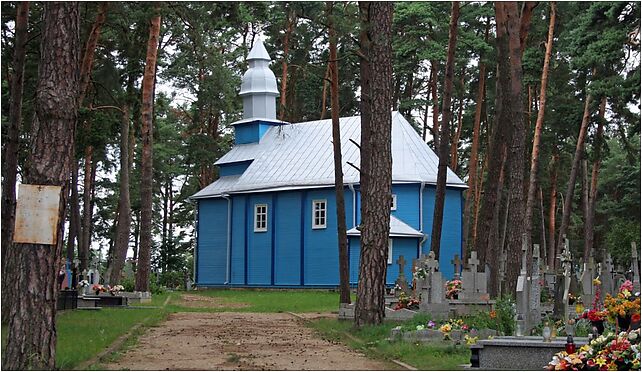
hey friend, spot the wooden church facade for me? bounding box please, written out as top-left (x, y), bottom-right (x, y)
top-left (192, 40), bottom-right (466, 288)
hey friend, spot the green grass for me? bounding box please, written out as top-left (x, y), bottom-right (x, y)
top-left (308, 318), bottom-right (471, 370)
top-left (1, 292), bottom-right (171, 370)
top-left (166, 289), bottom-right (353, 313)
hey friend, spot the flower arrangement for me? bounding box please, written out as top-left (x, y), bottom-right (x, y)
top-left (413, 268), bottom-right (428, 281)
top-left (92, 284), bottom-right (106, 294)
top-left (445, 279), bottom-right (462, 300)
top-left (546, 329), bottom-right (641, 371)
top-left (394, 291), bottom-right (420, 310)
top-left (579, 308), bottom-right (608, 322)
top-left (604, 280), bottom-right (641, 320)
top-left (438, 318), bottom-right (469, 338)
top-left (78, 280), bottom-right (90, 288)
top-left (108, 285), bottom-right (124, 295)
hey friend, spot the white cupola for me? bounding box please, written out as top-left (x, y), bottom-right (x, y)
top-left (239, 39), bottom-right (280, 120)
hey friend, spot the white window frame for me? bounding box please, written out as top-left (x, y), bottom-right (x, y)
top-left (254, 204), bottom-right (268, 232)
top-left (391, 194), bottom-right (397, 210)
top-left (312, 199), bottom-right (327, 229)
top-left (388, 239), bottom-right (393, 264)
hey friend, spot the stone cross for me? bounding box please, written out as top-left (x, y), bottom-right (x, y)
top-left (451, 254), bottom-right (462, 278)
top-left (529, 244), bottom-right (542, 327)
top-left (520, 235), bottom-right (528, 275)
top-left (426, 251), bottom-right (439, 273)
top-left (468, 251), bottom-right (480, 273)
top-left (632, 242), bottom-right (641, 293)
top-left (397, 255), bottom-right (407, 277)
top-left (560, 237), bottom-right (572, 323)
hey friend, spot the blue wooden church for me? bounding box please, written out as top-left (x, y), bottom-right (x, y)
top-left (192, 40), bottom-right (467, 288)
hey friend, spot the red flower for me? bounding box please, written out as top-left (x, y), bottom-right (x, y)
top-left (632, 313), bottom-right (641, 323)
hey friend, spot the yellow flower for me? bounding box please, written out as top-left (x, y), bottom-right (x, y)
top-left (595, 357), bottom-right (607, 367)
top-left (607, 362), bottom-right (618, 371)
top-left (579, 344), bottom-right (591, 353)
top-left (622, 289), bottom-right (632, 298)
top-left (593, 277), bottom-right (602, 285)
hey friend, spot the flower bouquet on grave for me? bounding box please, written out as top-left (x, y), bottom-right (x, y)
top-left (578, 277), bottom-right (608, 334)
top-left (92, 284), bottom-right (106, 296)
top-left (108, 285), bottom-right (124, 296)
top-left (413, 268), bottom-right (428, 282)
top-left (394, 291), bottom-right (419, 310)
top-left (445, 279), bottom-right (462, 300)
top-left (546, 329), bottom-right (641, 371)
top-left (604, 280), bottom-right (641, 331)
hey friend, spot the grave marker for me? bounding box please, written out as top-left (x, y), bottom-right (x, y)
top-left (451, 254), bottom-right (462, 279)
top-left (632, 242), bottom-right (640, 293)
top-left (395, 255), bottom-right (410, 294)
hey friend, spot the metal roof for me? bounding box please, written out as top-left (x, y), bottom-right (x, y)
top-left (246, 39), bottom-right (271, 61)
top-left (192, 111), bottom-right (467, 199)
top-left (347, 215), bottom-right (424, 238)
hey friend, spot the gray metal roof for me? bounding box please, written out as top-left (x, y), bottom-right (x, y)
top-left (347, 215), bottom-right (424, 238)
top-left (192, 111), bottom-right (467, 199)
top-left (246, 39), bottom-right (271, 61)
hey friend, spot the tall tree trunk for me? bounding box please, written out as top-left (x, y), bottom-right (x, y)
top-left (2, 3), bottom-right (79, 369)
top-left (135, 6), bottom-right (161, 292)
top-left (430, 2), bottom-right (460, 260)
top-left (556, 73), bottom-right (594, 259)
top-left (326, 1), bottom-right (350, 304)
top-left (547, 151), bottom-right (559, 269)
top-left (422, 71), bottom-right (432, 141)
top-left (430, 60), bottom-right (439, 149)
top-left (67, 161), bottom-right (80, 263)
top-left (518, 2), bottom-right (537, 56)
top-left (465, 19), bottom-right (490, 252)
top-left (524, 2), bottom-right (556, 275)
top-left (78, 2), bottom-right (108, 107)
top-left (583, 97), bottom-right (606, 264)
top-left (108, 103), bottom-right (132, 285)
top-left (278, 7), bottom-right (296, 121)
top-left (79, 142), bottom-right (93, 272)
top-left (449, 70), bottom-right (465, 172)
top-left (1, 1), bottom-right (30, 323)
top-left (320, 63), bottom-right (331, 119)
top-left (501, 1), bottom-right (527, 298)
top-left (355, 1), bottom-right (393, 327)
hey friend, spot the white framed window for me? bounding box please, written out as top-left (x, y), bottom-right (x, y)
top-left (391, 194), bottom-right (397, 210)
top-left (388, 239), bottom-right (393, 264)
top-left (254, 204), bottom-right (268, 232)
top-left (312, 199), bottom-right (327, 229)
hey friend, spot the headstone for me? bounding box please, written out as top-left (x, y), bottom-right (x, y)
top-left (395, 255), bottom-right (410, 294)
top-left (451, 254), bottom-right (462, 279)
top-left (601, 254), bottom-right (615, 296)
top-left (632, 242), bottom-right (640, 293)
top-left (560, 238), bottom-right (572, 323)
top-left (515, 234), bottom-right (530, 333)
top-left (461, 251), bottom-right (489, 301)
top-left (580, 257), bottom-right (596, 305)
top-left (529, 244), bottom-right (542, 328)
top-left (416, 251), bottom-right (449, 318)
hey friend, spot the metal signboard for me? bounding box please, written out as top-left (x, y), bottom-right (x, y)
top-left (13, 184), bottom-right (62, 245)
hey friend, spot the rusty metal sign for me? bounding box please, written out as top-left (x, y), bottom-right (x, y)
top-left (13, 184), bottom-right (62, 245)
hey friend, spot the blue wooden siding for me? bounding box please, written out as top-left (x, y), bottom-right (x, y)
top-left (421, 185), bottom-right (463, 279)
top-left (303, 189), bottom-right (339, 285)
top-left (247, 195), bottom-right (272, 284)
top-left (219, 160), bottom-right (253, 177)
top-left (196, 199), bottom-right (228, 285)
top-left (230, 195), bottom-right (247, 284)
top-left (274, 192), bottom-right (302, 285)
top-left (391, 184), bottom-right (421, 230)
top-left (349, 237), bottom-right (418, 285)
top-left (195, 183), bottom-right (463, 287)
top-left (234, 121), bottom-right (280, 144)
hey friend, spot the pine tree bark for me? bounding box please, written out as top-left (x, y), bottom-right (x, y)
top-left (2, 3), bottom-right (79, 369)
top-left (524, 2), bottom-right (556, 275)
top-left (465, 19), bottom-right (490, 252)
top-left (67, 162), bottom-right (80, 263)
top-left (326, 1), bottom-right (350, 304)
top-left (583, 97), bottom-right (606, 263)
top-left (135, 6), bottom-right (161, 292)
top-left (430, 1), bottom-right (460, 260)
top-left (555, 73), bottom-right (594, 259)
top-left (279, 7), bottom-right (296, 121)
top-left (1, 1), bottom-right (30, 323)
top-left (78, 2), bottom-right (108, 107)
top-left (430, 60), bottom-right (439, 149)
top-left (449, 70), bottom-right (465, 172)
top-left (79, 142), bottom-right (93, 272)
top-left (355, 1), bottom-right (393, 327)
top-left (500, 1), bottom-right (527, 298)
top-left (547, 151), bottom-right (559, 269)
top-left (109, 103), bottom-right (132, 285)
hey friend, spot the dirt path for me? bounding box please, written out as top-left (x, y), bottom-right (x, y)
top-left (102, 310), bottom-right (392, 370)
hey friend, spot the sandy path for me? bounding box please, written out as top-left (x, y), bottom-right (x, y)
top-left (102, 311), bottom-right (392, 370)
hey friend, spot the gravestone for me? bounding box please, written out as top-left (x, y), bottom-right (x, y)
top-left (529, 244), bottom-right (542, 328)
top-left (559, 238), bottom-right (573, 323)
top-left (451, 254), bottom-right (462, 279)
top-left (580, 257), bottom-right (596, 306)
top-left (461, 251), bottom-right (489, 301)
top-left (416, 251), bottom-right (449, 318)
top-left (515, 234), bottom-right (530, 333)
top-left (601, 254), bottom-right (615, 296)
top-left (632, 242), bottom-right (640, 293)
top-left (395, 255), bottom-right (410, 294)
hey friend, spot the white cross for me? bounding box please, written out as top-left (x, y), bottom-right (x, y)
top-left (468, 251), bottom-right (480, 273)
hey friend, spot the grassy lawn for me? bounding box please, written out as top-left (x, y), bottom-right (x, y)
top-left (309, 317), bottom-right (471, 370)
top-left (167, 289), bottom-right (355, 313)
top-left (1, 292), bottom-right (171, 370)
